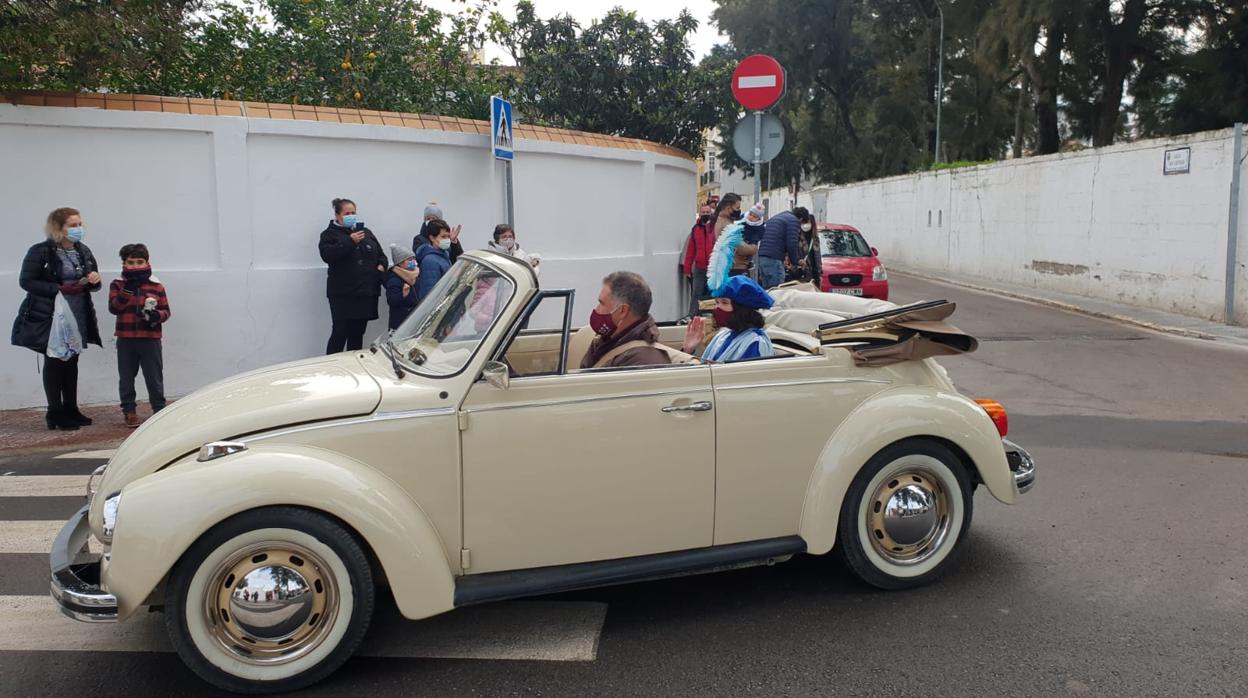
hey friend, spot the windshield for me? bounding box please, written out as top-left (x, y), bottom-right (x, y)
top-left (819, 230), bottom-right (873, 257)
top-left (389, 260), bottom-right (515, 376)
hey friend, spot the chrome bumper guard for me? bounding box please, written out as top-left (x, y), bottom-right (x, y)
top-left (1003, 439), bottom-right (1036, 494)
top-left (49, 505), bottom-right (118, 623)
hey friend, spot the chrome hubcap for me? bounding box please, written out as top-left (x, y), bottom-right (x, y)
top-left (205, 542), bottom-right (338, 665)
top-left (866, 469), bottom-right (951, 565)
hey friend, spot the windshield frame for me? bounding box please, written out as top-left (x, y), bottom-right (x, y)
top-left (389, 256), bottom-right (524, 379)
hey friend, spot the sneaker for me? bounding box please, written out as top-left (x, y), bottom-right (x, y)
top-left (124, 412), bottom-right (142, 428)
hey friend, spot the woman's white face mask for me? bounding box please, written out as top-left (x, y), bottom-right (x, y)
top-left (801, 223), bottom-right (813, 232)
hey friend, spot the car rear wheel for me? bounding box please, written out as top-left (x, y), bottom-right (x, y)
top-left (836, 439), bottom-right (973, 589)
top-left (164, 507), bottom-right (375, 694)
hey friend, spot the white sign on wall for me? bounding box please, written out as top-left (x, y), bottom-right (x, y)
top-left (1164, 146), bottom-right (1191, 175)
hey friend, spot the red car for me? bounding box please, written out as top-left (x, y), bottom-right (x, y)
top-left (818, 224), bottom-right (889, 300)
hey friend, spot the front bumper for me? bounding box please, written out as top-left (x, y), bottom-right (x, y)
top-left (49, 505), bottom-right (118, 623)
top-left (1003, 439), bottom-right (1036, 494)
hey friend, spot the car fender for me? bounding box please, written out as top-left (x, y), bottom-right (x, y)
top-left (104, 443), bottom-right (455, 622)
top-left (798, 386), bottom-right (1015, 555)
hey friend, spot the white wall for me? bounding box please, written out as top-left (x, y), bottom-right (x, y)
top-left (810, 127), bottom-right (1248, 325)
top-left (0, 105), bottom-right (695, 409)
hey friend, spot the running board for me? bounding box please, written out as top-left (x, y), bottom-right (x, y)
top-left (454, 536), bottom-right (806, 607)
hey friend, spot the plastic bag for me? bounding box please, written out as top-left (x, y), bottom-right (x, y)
top-left (46, 293), bottom-right (83, 361)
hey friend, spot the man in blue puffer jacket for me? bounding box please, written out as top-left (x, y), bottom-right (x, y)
top-left (757, 206), bottom-right (809, 290)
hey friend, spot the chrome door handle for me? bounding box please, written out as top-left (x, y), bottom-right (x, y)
top-left (662, 401), bottom-right (713, 413)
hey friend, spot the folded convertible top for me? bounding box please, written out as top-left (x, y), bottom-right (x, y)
top-left (763, 282), bottom-right (979, 366)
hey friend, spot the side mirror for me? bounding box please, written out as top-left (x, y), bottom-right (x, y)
top-left (870, 247), bottom-right (879, 257)
top-left (482, 360), bottom-right (510, 390)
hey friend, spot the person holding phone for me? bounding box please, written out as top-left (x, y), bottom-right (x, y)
top-left (319, 197), bottom-right (387, 354)
top-left (13, 207), bottom-right (104, 430)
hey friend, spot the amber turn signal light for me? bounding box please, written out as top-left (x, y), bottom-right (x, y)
top-left (975, 399), bottom-right (1009, 437)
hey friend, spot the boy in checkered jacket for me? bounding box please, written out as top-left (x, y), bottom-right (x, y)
top-left (107, 243), bottom-right (171, 427)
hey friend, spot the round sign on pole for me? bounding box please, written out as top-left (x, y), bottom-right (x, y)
top-left (732, 113), bottom-right (785, 163)
top-left (731, 54), bottom-right (786, 111)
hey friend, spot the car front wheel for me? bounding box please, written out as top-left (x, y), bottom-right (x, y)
top-left (836, 439), bottom-right (973, 589)
top-left (164, 507), bottom-right (375, 694)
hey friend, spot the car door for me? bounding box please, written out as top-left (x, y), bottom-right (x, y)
top-left (459, 362), bottom-right (716, 574)
top-left (708, 353), bottom-right (892, 545)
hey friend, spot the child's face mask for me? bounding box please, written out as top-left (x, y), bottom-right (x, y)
top-left (404, 259), bottom-right (418, 271)
top-left (438, 238), bottom-right (452, 251)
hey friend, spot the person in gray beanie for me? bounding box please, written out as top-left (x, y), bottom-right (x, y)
top-left (414, 202), bottom-right (464, 264)
top-left (383, 243), bottom-right (421, 330)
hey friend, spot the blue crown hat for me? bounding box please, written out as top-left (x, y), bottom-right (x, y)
top-left (713, 275), bottom-right (774, 309)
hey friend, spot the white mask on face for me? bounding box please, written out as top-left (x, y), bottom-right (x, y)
top-left (500, 238), bottom-right (516, 251)
top-left (801, 223), bottom-right (812, 232)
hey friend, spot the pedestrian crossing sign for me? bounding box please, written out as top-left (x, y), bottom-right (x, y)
top-left (490, 96), bottom-right (514, 161)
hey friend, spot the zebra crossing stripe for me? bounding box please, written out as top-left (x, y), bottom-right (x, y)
top-left (0, 521), bottom-right (101, 555)
top-left (0, 595), bottom-right (606, 661)
top-left (52, 450), bottom-right (116, 460)
top-left (0, 476), bottom-right (89, 498)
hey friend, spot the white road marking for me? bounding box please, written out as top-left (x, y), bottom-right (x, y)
top-left (0, 596), bottom-right (606, 661)
top-left (0, 476), bottom-right (89, 498)
top-left (53, 450), bottom-right (116, 460)
top-left (0, 521), bottom-right (100, 555)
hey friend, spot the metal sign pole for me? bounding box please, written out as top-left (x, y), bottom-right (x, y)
top-left (753, 110), bottom-right (762, 203)
top-left (504, 159), bottom-right (515, 226)
top-left (1226, 122), bottom-right (1243, 324)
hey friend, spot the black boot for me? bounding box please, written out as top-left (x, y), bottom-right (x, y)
top-left (64, 408), bottom-right (93, 426)
top-left (51, 409), bottom-right (80, 431)
top-left (46, 408), bottom-right (58, 430)
top-left (60, 358), bottom-right (90, 426)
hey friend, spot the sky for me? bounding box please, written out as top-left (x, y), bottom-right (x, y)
top-left (423, 0), bottom-right (727, 64)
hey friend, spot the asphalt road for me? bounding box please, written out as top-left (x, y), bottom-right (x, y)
top-left (2, 273), bottom-right (1246, 697)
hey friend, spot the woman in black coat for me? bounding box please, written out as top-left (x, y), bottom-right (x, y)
top-left (11, 207), bottom-right (104, 430)
top-left (319, 198), bottom-right (388, 354)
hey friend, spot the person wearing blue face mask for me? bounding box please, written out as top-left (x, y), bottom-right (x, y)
top-left (414, 219), bottom-right (455, 303)
top-left (319, 197), bottom-right (387, 354)
top-left (383, 243), bottom-right (421, 330)
top-left (12, 207), bottom-right (104, 430)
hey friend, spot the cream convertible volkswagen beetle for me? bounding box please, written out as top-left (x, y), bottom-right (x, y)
top-left (51, 251), bottom-right (1035, 693)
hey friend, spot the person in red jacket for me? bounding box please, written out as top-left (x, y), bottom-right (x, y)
top-left (107, 243), bottom-right (171, 427)
top-left (682, 203), bottom-right (716, 317)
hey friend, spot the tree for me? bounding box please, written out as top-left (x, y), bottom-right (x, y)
top-left (494, 1), bottom-right (721, 155)
top-left (1, 0), bottom-right (507, 119)
top-left (0, 0), bottom-right (202, 92)
top-left (713, 0), bottom-right (1017, 182)
top-left (1133, 1), bottom-right (1248, 137)
top-left (1063, 0), bottom-right (1198, 146)
top-left (981, 0), bottom-right (1079, 155)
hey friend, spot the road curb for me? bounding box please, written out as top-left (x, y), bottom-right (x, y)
top-left (892, 268), bottom-right (1226, 342)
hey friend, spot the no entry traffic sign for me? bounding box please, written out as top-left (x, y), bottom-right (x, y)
top-left (731, 54), bottom-right (786, 111)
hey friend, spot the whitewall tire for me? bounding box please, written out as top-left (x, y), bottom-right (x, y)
top-left (164, 508), bottom-right (375, 694)
top-left (836, 439), bottom-right (973, 589)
